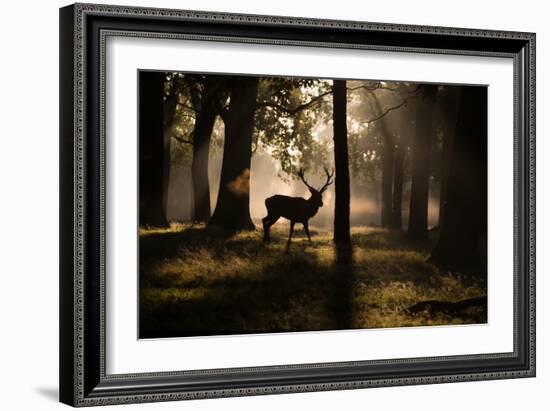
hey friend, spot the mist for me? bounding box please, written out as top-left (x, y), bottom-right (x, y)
top-left (166, 119), bottom-right (442, 231)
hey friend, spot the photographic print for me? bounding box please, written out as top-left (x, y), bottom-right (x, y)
top-left (138, 71), bottom-right (487, 339)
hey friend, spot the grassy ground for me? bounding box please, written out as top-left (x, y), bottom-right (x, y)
top-left (139, 224), bottom-right (486, 338)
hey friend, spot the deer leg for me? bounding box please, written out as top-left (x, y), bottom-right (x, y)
top-left (263, 215), bottom-right (279, 243)
top-left (287, 221), bottom-right (295, 246)
top-left (262, 216), bottom-right (270, 242)
top-left (303, 221), bottom-right (312, 243)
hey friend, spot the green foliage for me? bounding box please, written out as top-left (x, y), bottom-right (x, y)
top-left (253, 77), bottom-right (333, 180)
top-left (139, 225), bottom-right (486, 337)
top-left (162, 74), bottom-right (444, 191)
top-left (163, 73), bottom-right (230, 166)
top-left (164, 73), bottom-right (195, 166)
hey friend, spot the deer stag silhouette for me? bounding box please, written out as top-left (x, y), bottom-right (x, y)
top-left (262, 167), bottom-right (334, 245)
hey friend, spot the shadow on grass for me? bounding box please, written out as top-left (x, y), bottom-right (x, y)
top-left (140, 246), bottom-right (353, 338)
top-left (140, 225), bottom-right (235, 261)
top-left (330, 244), bottom-right (354, 331)
top-left (139, 225), bottom-right (486, 338)
top-left (351, 228), bottom-right (434, 252)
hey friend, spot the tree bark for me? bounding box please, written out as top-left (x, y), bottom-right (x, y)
top-left (333, 80), bottom-right (351, 244)
top-left (390, 134), bottom-right (406, 229)
top-left (391, 102), bottom-right (416, 230)
top-left (209, 77), bottom-right (259, 230)
top-left (191, 79), bottom-right (219, 223)
top-left (407, 85), bottom-right (438, 241)
top-left (371, 95), bottom-right (395, 228)
top-left (437, 87), bottom-right (460, 227)
top-left (139, 71), bottom-right (169, 227)
top-left (162, 91), bottom-right (178, 220)
top-left (429, 86), bottom-right (487, 273)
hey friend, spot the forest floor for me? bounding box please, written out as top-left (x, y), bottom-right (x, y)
top-left (139, 224), bottom-right (487, 338)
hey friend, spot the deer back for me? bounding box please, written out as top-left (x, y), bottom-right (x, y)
top-left (265, 194), bottom-right (319, 222)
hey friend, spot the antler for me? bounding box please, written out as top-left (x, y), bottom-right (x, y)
top-left (297, 168), bottom-right (316, 192)
top-left (319, 166), bottom-right (334, 192)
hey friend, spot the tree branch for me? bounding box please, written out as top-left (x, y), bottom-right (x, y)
top-left (172, 134), bottom-right (194, 145)
top-left (256, 89), bottom-right (333, 117)
top-left (348, 82), bottom-right (423, 95)
top-left (364, 95), bottom-right (417, 125)
top-left (347, 85), bottom-right (399, 93)
top-left (176, 101), bottom-right (198, 113)
top-left (217, 105), bottom-right (229, 122)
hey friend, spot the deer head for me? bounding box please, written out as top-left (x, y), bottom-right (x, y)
top-left (297, 166), bottom-right (334, 209)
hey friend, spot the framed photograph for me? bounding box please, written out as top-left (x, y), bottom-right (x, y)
top-left (59, 3), bottom-right (535, 407)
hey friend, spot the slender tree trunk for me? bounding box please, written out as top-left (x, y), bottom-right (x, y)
top-left (438, 134), bottom-right (452, 228)
top-left (429, 86), bottom-right (487, 273)
top-left (391, 104), bottom-right (416, 230)
top-left (191, 84), bottom-right (218, 223)
top-left (139, 71), bottom-right (169, 227)
top-left (371, 94), bottom-right (395, 228)
top-left (390, 134), bottom-right (406, 229)
top-left (209, 77), bottom-right (259, 230)
top-left (333, 80), bottom-right (351, 244)
top-left (381, 134), bottom-right (395, 228)
top-left (391, 103), bottom-right (416, 230)
top-left (369, 93), bottom-right (395, 227)
top-left (407, 85), bottom-right (438, 241)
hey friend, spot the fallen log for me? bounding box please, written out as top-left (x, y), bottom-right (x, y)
top-left (407, 296), bottom-right (487, 316)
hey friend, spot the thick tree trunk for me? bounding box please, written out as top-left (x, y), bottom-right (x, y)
top-left (191, 81), bottom-right (219, 223)
top-left (162, 91), bottom-right (177, 220)
top-left (209, 77), bottom-right (259, 230)
top-left (333, 80), bottom-right (351, 244)
top-left (437, 87), bottom-right (460, 227)
top-left (407, 85), bottom-right (438, 241)
top-left (139, 71), bottom-right (169, 227)
top-left (429, 86), bottom-right (487, 273)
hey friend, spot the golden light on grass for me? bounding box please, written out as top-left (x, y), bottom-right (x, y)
top-left (139, 225), bottom-right (486, 338)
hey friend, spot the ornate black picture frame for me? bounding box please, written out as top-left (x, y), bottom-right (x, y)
top-left (59, 3), bottom-right (535, 407)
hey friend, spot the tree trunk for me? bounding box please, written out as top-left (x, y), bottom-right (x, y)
top-left (437, 87), bottom-right (460, 227)
top-left (407, 85), bottom-right (438, 241)
top-left (139, 71), bottom-right (169, 227)
top-left (372, 95), bottom-right (395, 228)
top-left (390, 134), bottom-right (406, 230)
top-left (162, 91), bottom-right (177, 221)
top-left (209, 77), bottom-right (259, 230)
top-left (391, 102), bottom-right (416, 230)
top-left (333, 80), bottom-right (351, 244)
top-left (429, 86), bottom-right (487, 273)
top-left (191, 79), bottom-right (219, 223)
